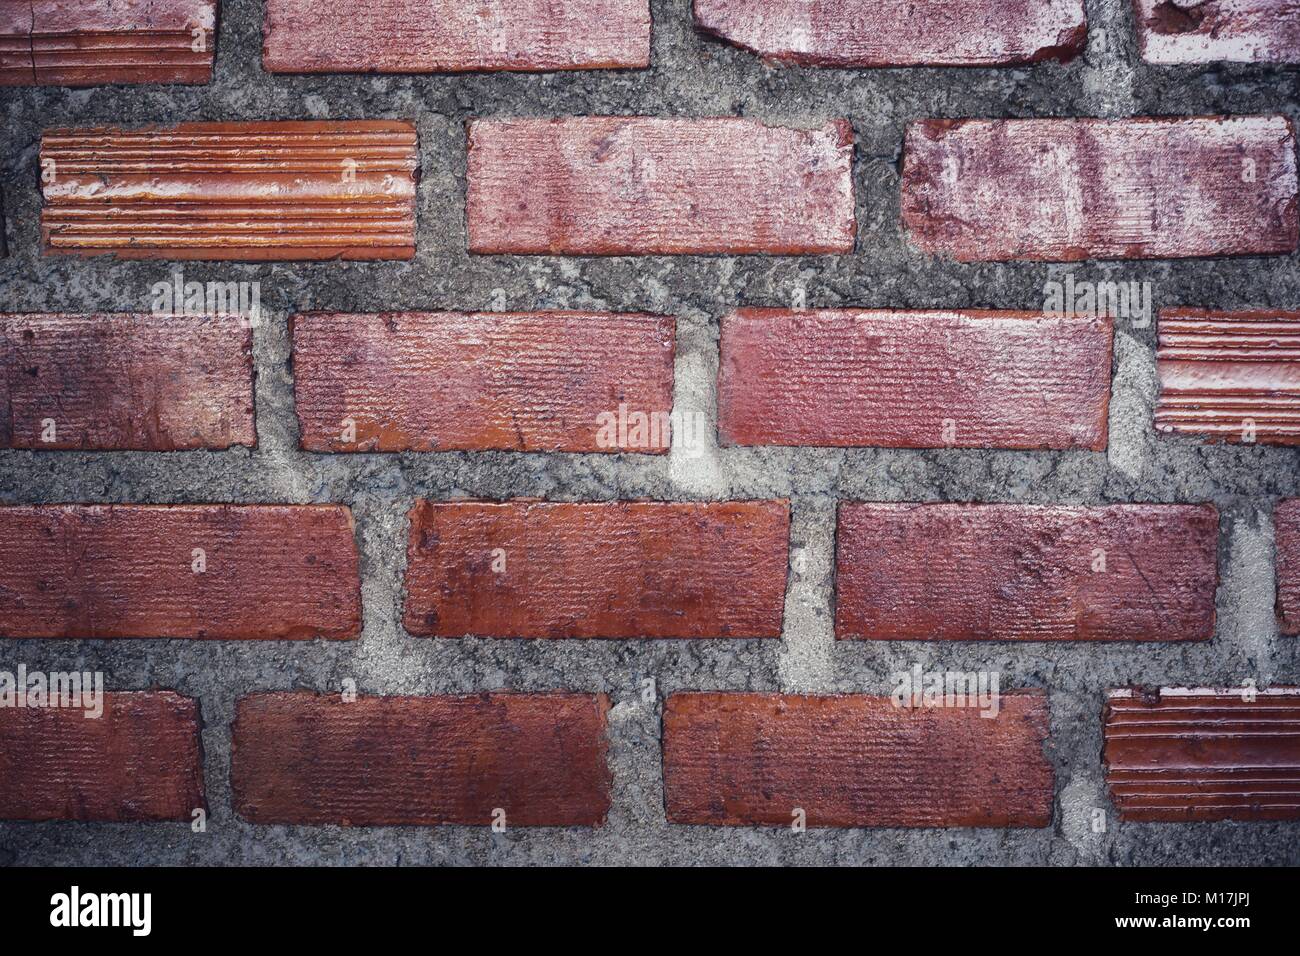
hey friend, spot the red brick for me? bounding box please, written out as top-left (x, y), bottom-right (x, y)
top-left (694, 0), bottom-right (1087, 67)
top-left (264, 0), bottom-right (650, 72)
top-left (0, 505), bottom-right (361, 640)
top-left (663, 692), bottom-right (1053, 827)
top-left (1, 313), bottom-right (254, 450)
top-left (1105, 688), bottom-right (1300, 821)
top-left (836, 504), bottom-right (1219, 642)
top-left (902, 116), bottom-right (1298, 261)
top-left (1133, 0), bottom-right (1300, 64)
top-left (1279, 500), bottom-right (1300, 635)
top-left (41, 121), bottom-right (418, 260)
top-left (404, 500), bottom-right (789, 638)
top-left (0, 691), bottom-right (204, 821)
top-left (466, 117), bottom-right (855, 255)
top-left (1155, 308), bottom-right (1300, 446)
top-left (717, 308), bottom-right (1112, 450)
top-left (292, 311), bottom-right (674, 452)
top-left (232, 692), bottom-right (611, 826)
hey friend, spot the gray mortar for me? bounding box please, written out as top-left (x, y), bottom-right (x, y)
top-left (0, 0), bottom-right (1298, 866)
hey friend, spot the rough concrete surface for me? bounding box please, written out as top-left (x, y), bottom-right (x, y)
top-left (1, 0), bottom-right (1298, 865)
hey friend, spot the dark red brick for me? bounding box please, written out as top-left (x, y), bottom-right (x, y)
top-left (1134, 0), bottom-right (1300, 64)
top-left (1278, 499), bottom-right (1300, 635)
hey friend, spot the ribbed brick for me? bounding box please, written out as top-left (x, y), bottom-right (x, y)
top-left (232, 692), bottom-right (611, 826)
top-left (1279, 500), bottom-right (1300, 635)
top-left (264, 0), bottom-right (649, 72)
top-left (1155, 308), bottom-right (1300, 446)
top-left (466, 117), bottom-right (855, 255)
top-left (902, 116), bottom-right (1298, 261)
top-left (717, 309), bottom-right (1112, 450)
top-left (694, 0), bottom-right (1087, 66)
top-left (0, 691), bottom-right (204, 821)
top-left (663, 692), bottom-right (1053, 827)
top-left (292, 311), bottom-right (674, 452)
top-left (836, 504), bottom-right (1219, 642)
top-left (41, 121), bottom-right (418, 260)
top-left (404, 500), bottom-right (789, 638)
top-left (1133, 0), bottom-right (1300, 64)
top-left (1105, 688), bottom-right (1300, 821)
top-left (1, 313), bottom-right (254, 450)
top-left (0, 505), bottom-right (361, 639)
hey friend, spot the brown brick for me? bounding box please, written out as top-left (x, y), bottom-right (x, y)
top-left (717, 308), bottom-right (1112, 450)
top-left (292, 311), bottom-right (674, 452)
top-left (1105, 688), bottom-right (1300, 821)
top-left (404, 500), bottom-right (789, 638)
top-left (466, 117), bottom-right (855, 255)
top-left (264, 0), bottom-right (649, 72)
top-left (232, 692), bottom-right (611, 826)
top-left (0, 505), bottom-right (361, 639)
top-left (1, 313), bottom-right (254, 450)
top-left (1279, 500), bottom-right (1300, 635)
top-left (694, 0), bottom-right (1087, 67)
top-left (0, 691), bottom-right (205, 821)
top-left (902, 116), bottom-right (1298, 261)
top-left (836, 504), bottom-right (1219, 642)
top-left (1155, 308), bottom-right (1300, 446)
top-left (1133, 0), bottom-right (1300, 64)
top-left (663, 692), bottom-right (1053, 827)
top-left (41, 121), bottom-right (417, 260)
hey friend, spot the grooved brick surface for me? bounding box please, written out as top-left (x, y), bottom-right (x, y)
top-left (902, 116), bottom-right (1299, 261)
top-left (232, 692), bottom-right (611, 826)
top-left (717, 308), bottom-right (1113, 449)
top-left (1279, 500), bottom-right (1300, 635)
top-left (264, 0), bottom-right (650, 72)
top-left (1, 313), bottom-right (254, 450)
top-left (1105, 688), bottom-right (1300, 821)
top-left (40, 121), bottom-right (418, 260)
top-left (0, 505), bottom-right (362, 639)
top-left (292, 311), bottom-right (674, 452)
top-left (1133, 0), bottom-right (1300, 64)
top-left (404, 500), bottom-right (789, 638)
top-left (0, 691), bottom-right (205, 821)
top-left (694, 0), bottom-right (1087, 67)
top-left (466, 117), bottom-right (856, 255)
top-left (836, 504), bottom-right (1219, 642)
top-left (663, 692), bottom-right (1054, 827)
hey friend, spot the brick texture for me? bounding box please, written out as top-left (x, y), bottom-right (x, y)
top-left (232, 692), bottom-right (611, 826)
top-left (694, 0), bottom-right (1087, 67)
top-left (41, 121), bottom-right (418, 260)
top-left (1, 313), bottom-right (254, 450)
top-left (0, 691), bottom-right (205, 821)
top-left (1279, 499), bottom-right (1300, 635)
top-left (663, 692), bottom-right (1053, 827)
top-left (902, 116), bottom-right (1299, 261)
top-left (264, 0), bottom-right (650, 72)
top-left (0, 505), bottom-right (361, 639)
top-left (836, 504), bottom-right (1219, 642)
top-left (1133, 0), bottom-right (1300, 64)
top-left (404, 500), bottom-right (789, 638)
top-left (292, 311), bottom-right (674, 452)
top-left (466, 117), bottom-right (856, 255)
top-left (717, 308), bottom-right (1112, 449)
top-left (1105, 688), bottom-right (1300, 821)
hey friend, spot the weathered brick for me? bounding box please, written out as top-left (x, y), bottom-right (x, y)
top-left (902, 116), bottom-right (1298, 261)
top-left (663, 692), bottom-right (1053, 827)
top-left (41, 121), bottom-right (418, 260)
top-left (1, 313), bottom-right (254, 450)
top-left (0, 505), bottom-right (361, 639)
top-left (0, 691), bottom-right (204, 821)
top-left (292, 311), bottom-right (674, 452)
top-left (717, 308), bottom-right (1112, 450)
top-left (694, 0), bottom-right (1087, 66)
top-left (264, 0), bottom-right (650, 72)
top-left (404, 500), bottom-right (789, 638)
top-left (1105, 688), bottom-right (1300, 821)
top-left (1155, 308), bottom-right (1300, 446)
top-left (466, 117), bottom-right (855, 255)
top-left (836, 504), bottom-right (1219, 641)
top-left (232, 692), bottom-right (611, 826)
top-left (1133, 0), bottom-right (1300, 64)
top-left (1279, 499), bottom-right (1300, 635)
